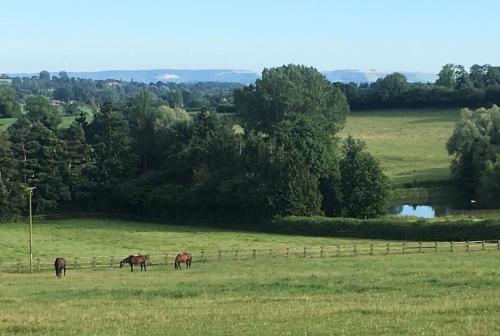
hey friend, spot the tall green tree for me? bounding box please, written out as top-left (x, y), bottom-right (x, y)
top-left (234, 64), bottom-right (348, 134)
top-left (447, 105), bottom-right (500, 195)
top-left (86, 102), bottom-right (137, 207)
top-left (129, 88), bottom-right (157, 171)
top-left (340, 137), bottom-right (390, 218)
top-left (372, 72), bottom-right (410, 103)
top-left (0, 134), bottom-right (24, 218)
top-left (59, 113), bottom-right (94, 205)
top-left (8, 97), bottom-right (69, 212)
top-left (0, 87), bottom-right (21, 117)
top-left (436, 64), bottom-right (457, 88)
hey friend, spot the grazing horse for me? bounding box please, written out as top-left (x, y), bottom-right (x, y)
top-left (120, 255), bottom-right (149, 272)
top-left (54, 258), bottom-right (66, 278)
top-left (174, 252), bottom-right (192, 270)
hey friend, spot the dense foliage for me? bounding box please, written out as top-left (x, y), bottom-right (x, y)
top-left (0, 71), bottom-right (240, 115)
top-left (447, 105), bottom-right (500, 205)
top-left (274, 216), bottom-right (500, 241)
top-left (337, 64), bottom-right (500, 110)
top-left (0, 87), bottom-right (21, 117)
top-left (0, 65), bottom-right (390, 221)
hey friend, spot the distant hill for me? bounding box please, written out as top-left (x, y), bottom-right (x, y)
top-left (10, 69), bottom-right (436, 85)
top-left (322, 69), bottom-right (437, 84)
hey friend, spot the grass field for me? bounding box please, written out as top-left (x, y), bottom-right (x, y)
top-left (1, 218), bottom-right (500, 335)
top-left (0, 116), bottom-right (81, 132)
top-left (0, 218), bottom-right (379, 261)
top-left (341, 108), bottom-right (460, 185)
top-left (0, 117), bottom-right (17, 131)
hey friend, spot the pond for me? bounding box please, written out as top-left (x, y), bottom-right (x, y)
top-left (388, 201), bottom-right (476, 218)
top-left (396, 205), bottom-right (436, 218)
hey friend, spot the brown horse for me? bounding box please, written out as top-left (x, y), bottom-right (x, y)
top-left (54, 258), bottom-right (66, 278)
top-left (120, 255), bottom-right (149, 272)
top-left (174, 252), bottom-right (192, 270)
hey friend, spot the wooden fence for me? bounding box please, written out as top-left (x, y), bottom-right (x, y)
top-left (1, 240), bottom-right (500, 273)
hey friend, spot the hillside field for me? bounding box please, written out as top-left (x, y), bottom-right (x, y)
top-left (0, 115), bottom-right (80, 132)
top-left (1, 218), bottom-right (500, 335)
top-left (341, 108), bottom-right (460, 185)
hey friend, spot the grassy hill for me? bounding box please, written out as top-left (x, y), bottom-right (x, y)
top-left (341, 108), bottom-right (459, 185)
top-left (1, 218), bottom-right (500, 335)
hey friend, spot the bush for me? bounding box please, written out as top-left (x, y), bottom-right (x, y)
top-left (270, 216), bottom-right (500, 241)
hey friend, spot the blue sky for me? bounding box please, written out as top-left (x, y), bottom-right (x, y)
top-left (2, 0), bottom-right (500, 74)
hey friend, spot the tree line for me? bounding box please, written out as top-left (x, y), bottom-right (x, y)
top-left (0, 70), bottom-right (241, 118)
top-left (336, 64), bottom-right (500, 110)
top-left (0, 65), bottom-right (389, 221)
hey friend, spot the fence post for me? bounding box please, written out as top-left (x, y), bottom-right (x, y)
top-left (466, 241), bottom-right (469, 252)
top-left (497, 240), bottom-right (500, 250)
top-left (320, 246), bottom-right (324, 258)
top-left (201, 251), bottom-right (205, 262)
top-left (269, 249), bottom-right (273, 258)
top-left (303, 247), bottom-right (307, 258)
top-left (482, 240), bottom-right (485, 251)
top-left (92, 257), bottom-right (96, 269)
top-left (164, 254), bottom-right (168, 266)
top-left (17, 260), bottom-right (21, 273)
top-left (235, 250), bottom-right (239, 260)
top-left (36, 258), bottom-right (40, 272)
top-left (450, 241), bottom-right (454, 252)
top-left (218, 251), bottom-right (222, 261)
top-left (386, 243), bottom-right (390, 255)
top-left (402, 242), bottom-right (405, 254)
top-left (418, 242), bottom-right (422, 253)
top-left (370, 244), bottom-right (374, 256)
top-left (110, 256), bottom-right (114, 268)
top-left (353, 245), bottom-right (357, 256)
top-left (336, 245), bottom-right (340, 257)
top-left (285, 248), bottom-right (289, 258)
top-left (253, 249), bottom-right (256, 259)
top-left (434, 242), bottom-right (438, 253)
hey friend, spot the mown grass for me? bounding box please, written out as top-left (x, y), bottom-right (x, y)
top-left (1, 218), bottom-right (500, 335)
top-left (1, 252), bottom-right (499, 335)
top-left (341, 108), bottom-right (460, 185)
top-left (0, 218), bottom-right (382, 260)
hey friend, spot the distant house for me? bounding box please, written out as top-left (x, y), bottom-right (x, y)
top-left (51, 99), bottom-right (65, 106)
top-left (105, 79), bottom-right (122, 87)
top-left (0, 75), bottom-right (12, 86)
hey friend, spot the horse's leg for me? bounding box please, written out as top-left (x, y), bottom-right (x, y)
top-left (130, 263), bottom-right (133, 272)
top-left (63, 266), bottom-right (66, 277)
top-left (144, 262), bottom-right (146, 272)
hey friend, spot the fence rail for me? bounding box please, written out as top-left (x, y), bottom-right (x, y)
top-left (2, 240), bottom-right (499, 273)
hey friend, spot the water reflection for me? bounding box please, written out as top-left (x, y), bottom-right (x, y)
top-left (398, 205), bottom-right (435, 218)
top-left (388, 203), bottom-right (470, 218)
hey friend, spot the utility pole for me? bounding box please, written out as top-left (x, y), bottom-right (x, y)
top-left (27, 187), bottom-right (35, 273)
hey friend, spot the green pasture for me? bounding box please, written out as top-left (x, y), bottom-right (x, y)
top-left (1, 218), bottom-right (500, 335)
top-left (0, 117), bottom-right (16, 131)
top-left (0, 116), bottom-right (82, 132)
top-left (0, 218), bottom-right (379, 261)
top-left (341, 108), bottom-right (460, 185)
